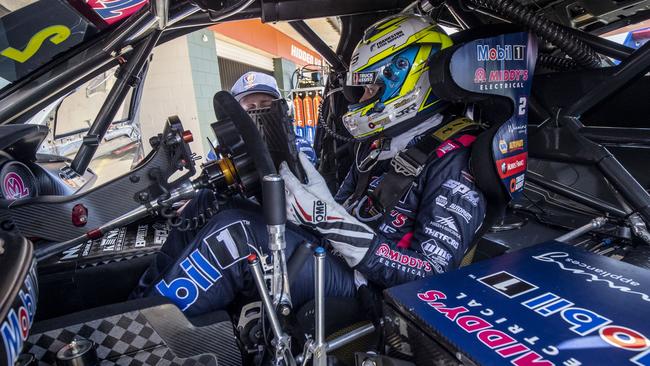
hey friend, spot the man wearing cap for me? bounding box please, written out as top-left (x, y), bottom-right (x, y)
top-left (231, 71), bottom-right (282, 110)
top-left (207, 71), bottom-right (317, 163)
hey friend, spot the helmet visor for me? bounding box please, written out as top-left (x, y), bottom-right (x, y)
top-left (344, 71), bottom-right (385, 105)
top-left (346, 70), bottom-right (379, 86)
top-left (343, 84), bottom-right (384, 107)
top-left (359, 84), bottom-right (383, 103)
top-left (344, 64), bottom-right (390, 105)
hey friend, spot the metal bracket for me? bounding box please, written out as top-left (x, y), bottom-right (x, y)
top-left (556, 217), bottom-right (607, 243)
top-left (390, 152), bottom-right (423, 177)
top-left (154, 0), bottom-right (170, 29)
top-left (628, 213), bottom-right (650, 244)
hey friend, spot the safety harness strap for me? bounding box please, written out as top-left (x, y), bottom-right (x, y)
top-left (369, 117), bottom-right (480, 213)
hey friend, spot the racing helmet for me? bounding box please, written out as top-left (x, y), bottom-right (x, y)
top-left (343, 14), bottom-right (453, 139)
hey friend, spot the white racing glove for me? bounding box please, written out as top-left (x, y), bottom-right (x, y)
top-left (279, 153), bottom-right (375, 267)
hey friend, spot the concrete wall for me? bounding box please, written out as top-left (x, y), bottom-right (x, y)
top-left (138, 36), bottom-right (204, 157)
top-left (187, 29), bottom-right (222, 155)
top-left (50, 29), bottom-right (310, 185)
top-left (139, 30), bottom-right (223, 158)
top-left (273, 57), bottom-right (296, 98)
top-left (56, 30), bottom-right (300, 177)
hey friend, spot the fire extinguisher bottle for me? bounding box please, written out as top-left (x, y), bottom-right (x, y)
top-left (303, 92), bottom-right (315, 145)
top-left (312, 91), bottom-right (322, 130)
top-left (293, 93), bottom-right (305, 138)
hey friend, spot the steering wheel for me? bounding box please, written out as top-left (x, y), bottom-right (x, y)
top-left (212, 91), bottom-right (277, 192)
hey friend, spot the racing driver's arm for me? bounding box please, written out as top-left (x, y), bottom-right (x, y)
top-left (353, 150), bottom-right (487, 287)
top-left (283, 150), bottom-right (486, 288)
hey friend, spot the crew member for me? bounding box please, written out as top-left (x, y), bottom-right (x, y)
top-left (134, 14), bottom-right (486, 317)
top-left (206, 71), bottom-right (317, 164)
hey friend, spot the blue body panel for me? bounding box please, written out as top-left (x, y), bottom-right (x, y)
top-left (386, 241), bottom-right (650, 366)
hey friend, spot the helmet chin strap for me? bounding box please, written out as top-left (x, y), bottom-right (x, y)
top-left (354, 112), bottom-right (446, 174)
top-left (381, 103), bottom-right (450, 139)
top-left (355, 143), bottom-right (382, 173)
top-left (378, 113), bottom-right (445, 161)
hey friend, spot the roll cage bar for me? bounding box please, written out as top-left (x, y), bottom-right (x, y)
top-left (0, 0), bottom-right (648, 224)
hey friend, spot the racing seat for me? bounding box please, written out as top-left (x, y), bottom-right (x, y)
top-left (428, 27), bottom-right (538, 264)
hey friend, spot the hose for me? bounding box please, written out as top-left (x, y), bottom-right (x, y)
top-left (317, 88), bottom-right (354, 142)
top-left (159, 191), bottom-right (219, 232)
top-left (537, 54), bottom-right (580, 71)
top-left (467, 0), bottom-right (601, 69)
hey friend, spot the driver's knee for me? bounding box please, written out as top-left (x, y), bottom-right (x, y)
top-left (197, 207), bottom-right (266, 241)
top-left (139, 209), bottom-right (266, 315)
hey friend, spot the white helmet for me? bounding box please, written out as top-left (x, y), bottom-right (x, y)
top-left (342, 14), bottom-right (453, 140)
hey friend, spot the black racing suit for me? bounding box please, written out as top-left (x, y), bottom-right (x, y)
top-left (133, 124), bottom-right (486, 317)
top-left (338, 135), bottom-right (486, 287)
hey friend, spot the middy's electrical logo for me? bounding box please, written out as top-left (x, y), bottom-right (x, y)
top-left (418, 289), bottom-right (555, 366)
top-left (2, 172), bottom-right (28, 200)
top-left (375, 243), bottom-right (432, 277)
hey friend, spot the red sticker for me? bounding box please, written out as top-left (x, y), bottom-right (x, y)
top-left (496, 152), bottom-right (527, 179)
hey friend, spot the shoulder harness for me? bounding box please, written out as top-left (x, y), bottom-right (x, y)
top-left (351, 117), bottom-right (481, 215)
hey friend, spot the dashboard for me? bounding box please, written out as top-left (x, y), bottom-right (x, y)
top-left (0, 160), bottom-right (37, 200)
top-left (0, 154), bottom-right (96, 202)
top-left (0, 125), bottom-right (96, 203)
top-left (0, 117), bottom-right (193, 244)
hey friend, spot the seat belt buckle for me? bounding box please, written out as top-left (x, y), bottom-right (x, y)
top-left (390, 151), bottom-right (424, 177)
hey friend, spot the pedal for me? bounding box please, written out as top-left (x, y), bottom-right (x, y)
top-left (236, 302), bottom-right (263, 354)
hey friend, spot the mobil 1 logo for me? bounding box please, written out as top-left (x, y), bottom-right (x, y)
top-left (156, 221), bottom-right (254, 311)
top-left (204, 221), bottom-right (253, 269)
top-left (479, 271), bottom-right (538, 298)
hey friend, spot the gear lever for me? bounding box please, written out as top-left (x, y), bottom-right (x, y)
top-left (263, 174), bottom-right (292, 313)
top-left (248, 174), bottom-right (295, 365)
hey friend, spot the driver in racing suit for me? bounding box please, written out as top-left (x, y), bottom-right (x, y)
top-left (133, 14), bottom-right (486, 317)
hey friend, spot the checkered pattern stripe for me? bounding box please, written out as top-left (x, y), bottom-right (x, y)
top-left (25, 311), bottom-right (216, 365)
top-left (104, 348), bottom-right (218, 366)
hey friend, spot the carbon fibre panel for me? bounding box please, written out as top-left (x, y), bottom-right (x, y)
top-left (0, 117), bottom-right (193, 243)
top-left (25, 302), bottom-right (241, 366)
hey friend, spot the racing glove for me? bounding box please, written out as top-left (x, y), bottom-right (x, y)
top-left (279, 153), bottom-right (375, 267)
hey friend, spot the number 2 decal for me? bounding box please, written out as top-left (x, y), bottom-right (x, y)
top-left (518, 96), bottom-right (527, 116)
top-left (1, 25), bottom-right (71, 63)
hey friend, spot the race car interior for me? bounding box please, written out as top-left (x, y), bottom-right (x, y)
top-left (1, 0), bottom-right (650, 365)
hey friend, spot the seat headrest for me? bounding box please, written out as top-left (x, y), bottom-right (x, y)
top-left (429, 30), bottom-right (538, 201)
